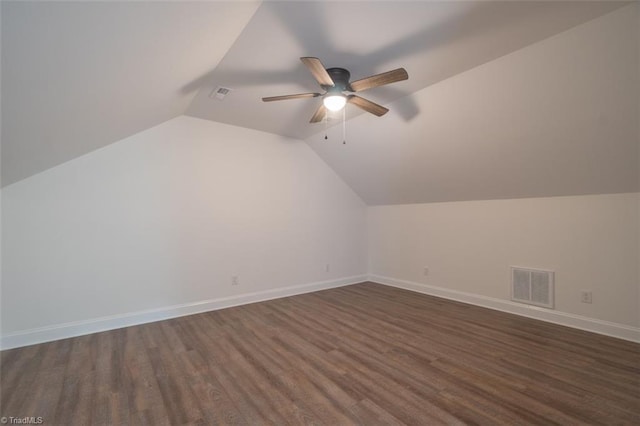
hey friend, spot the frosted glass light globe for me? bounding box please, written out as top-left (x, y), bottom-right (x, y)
top-left (323, 95), bottom-right (346, 112)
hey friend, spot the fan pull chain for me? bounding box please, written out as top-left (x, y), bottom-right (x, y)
top-left (342, 107), bottom-right (346, 145)
top-left (324, 113), bottom-right (328, 140)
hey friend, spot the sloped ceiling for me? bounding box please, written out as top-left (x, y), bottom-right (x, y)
top-left (1, 1), bottom-right (260, 186)
top-left (2, 1), bottom-right (637, 205)
top-left (186, 1), bottom-right (627, 141)
top-left (307, 4), bottom-right (639, 205)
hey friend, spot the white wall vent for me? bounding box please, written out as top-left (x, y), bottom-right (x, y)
top-left (210, 86), bottom-right (232, 100)
top-left (510, 266), bottom-right (554, 309)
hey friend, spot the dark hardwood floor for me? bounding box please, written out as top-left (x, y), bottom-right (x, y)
top-left (2, 282), bottom-right (639, 425)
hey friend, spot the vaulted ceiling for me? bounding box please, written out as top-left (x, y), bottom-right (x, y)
top-left (2, 1), bottom-right (637, 204)
top-left (1, 1), bottom-right (261, 186)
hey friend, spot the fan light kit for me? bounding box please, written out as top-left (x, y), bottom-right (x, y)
top-left (262, 57), bottom-right (408, 124)
top-left (323, 94), bottom-right (346, 111)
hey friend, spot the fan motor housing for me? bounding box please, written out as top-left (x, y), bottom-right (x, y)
top-left (323, 67), bottom-right (351, 92)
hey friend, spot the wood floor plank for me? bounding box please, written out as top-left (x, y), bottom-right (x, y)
top-left (2, 282), bottom-right (639, 425)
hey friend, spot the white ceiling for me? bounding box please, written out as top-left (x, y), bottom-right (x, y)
top-left (186, 0), bottom-right (626, 140)
top-left (1, 1), bottom-right (260, 186)
top-left (307, 3), bottom-right (639, 204)
top-left (2, 1), bottom-right (637, 204)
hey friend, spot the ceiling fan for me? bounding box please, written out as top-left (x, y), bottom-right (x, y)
top-left (262, 57), bottom-right (408, 123)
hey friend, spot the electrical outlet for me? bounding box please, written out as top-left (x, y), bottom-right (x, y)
top-left (423, 266), bottom-right (429, 276)
top-left (232, 275), bottom-right (239, 286)
top-left (580, 290), bottom-right (592, 304)
top-left (325, 264), bottom-right (330, 272)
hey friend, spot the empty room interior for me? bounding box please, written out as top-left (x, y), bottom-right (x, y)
top-left (1, 1), bottom-right (639, 425)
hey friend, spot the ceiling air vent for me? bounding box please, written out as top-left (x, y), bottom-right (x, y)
top-left (210, 86), bottom-right (232, 100)
top-left (511, 266), bottom-right (554, 309)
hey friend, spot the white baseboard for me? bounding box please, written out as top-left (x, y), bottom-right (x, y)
top-left (4, 274), bottom-right (637, 350)
top-left (0, 275), bottom-right (367, 350)
top-left (369, 274), bottom-right (640, 343)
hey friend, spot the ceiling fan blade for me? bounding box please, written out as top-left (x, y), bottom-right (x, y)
top-left (349, 68), bottom-right (408, 92)
top-left (347, 95), bottom-right (389, 117)
top-left (262, 93), bottom-right (321, 102)
top-left (300, 57), bottom-right (335, 87)
top-left (310, 103), bottom-right (327, 123)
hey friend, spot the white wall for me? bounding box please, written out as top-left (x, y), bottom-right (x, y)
top-left (2, 117), bottom-right (637, 346)
top-left (368, 193), bottom-right (640, 330)
top-left (1, 116), bottom-right (367, 344)
top-left (361, 5), bottom-right (639, 339)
